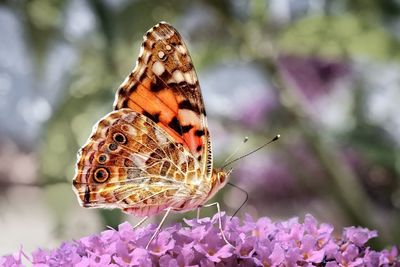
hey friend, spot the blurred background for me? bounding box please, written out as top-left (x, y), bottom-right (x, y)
top-left (1, 0), bottom-right (400, 255)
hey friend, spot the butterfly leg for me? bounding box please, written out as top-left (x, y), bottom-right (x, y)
top-left (133, 216), bottom-right (149, 229)
top-left (200, 202), bottom-right (234, 247)
top-left (196, 207), bottom-right (201, 220)
top-left (145, 207), bottom-right (172, 249)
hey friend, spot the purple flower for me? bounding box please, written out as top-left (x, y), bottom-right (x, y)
top-left (232, 233), bottom-right (256, 258)
top-left (343, 226), bottom-right (378, 247)
top-left (148, 231), bottom-right (175, 256)
top-left (47, 242), bottom-right (82, 266)
top-left (269, 243), bottom-right (285, 265)
top-left (194, 242), bottom-right (232, 263)
top-left (0, 249), bottom-right (24, 267)
top-left (160, 243), bottom-right (196, 267)
top-left (129, 248), bottom-right (152, 267)
top-left (1, 213), bottom-right (398, 266)
top-left (31, 248), bottom-right (48, 264)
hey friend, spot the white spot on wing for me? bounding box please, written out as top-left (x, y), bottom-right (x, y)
top-left (158, 51), bottom-right (165, 59)
top-left (124, 113), bottom-right (138, 123)
top-left (176, 45), bottom-right (187, 54)
top-left (142, 51), bottom-right (151, 63)
top-left (178, 153), bottom-right (188, 166)
top-left (132, 154), bottom-right (148, 167)
top-left (152, 61), bottom-right (165, 76)
top-left (155, 129), bottom-right (168, 144)
top-left (192, 178), bottom-right (201, 185)
top-left (124, 125), bottom-right (137, 136)
top-left (139, 45), bottom-right (145, 57)
top-left (184, 71), bottom-right (196, 85)
top-left (178, 109), bottom-right (200, 126)
top-left (172, 70), bottom-right (185, 83)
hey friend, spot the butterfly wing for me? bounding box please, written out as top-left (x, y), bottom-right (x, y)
top-left (74, 22), bottom-right (215, 217)
top-left (73, 109), bottom-right (205, 216)
top-left (113, 22), bottom-right (212, 179)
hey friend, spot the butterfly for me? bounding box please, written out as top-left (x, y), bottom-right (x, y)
top-left (72, 22), bottom-right (232, 248)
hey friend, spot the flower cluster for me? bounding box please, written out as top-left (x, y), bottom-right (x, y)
top-left (1, 213), bottom-right (399, 266)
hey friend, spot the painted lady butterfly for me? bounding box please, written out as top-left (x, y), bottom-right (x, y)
top-left (72, 22), bottom-right (231, 247)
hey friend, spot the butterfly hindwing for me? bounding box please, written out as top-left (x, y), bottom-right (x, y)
top-left (73, 109), bottom-right (207, 216)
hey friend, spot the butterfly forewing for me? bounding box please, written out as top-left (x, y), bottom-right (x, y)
top-left (113, 22), bottom-right (212, 178)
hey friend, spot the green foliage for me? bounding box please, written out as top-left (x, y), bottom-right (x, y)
top-left (278, 14), bottom-right (400, 60)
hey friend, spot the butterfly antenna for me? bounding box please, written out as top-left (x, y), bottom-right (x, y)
top-left (222, 136), bottom-right (249, 166)
top-left (227, 182), bottom-right (248, 220)
top-left (222, 134), bottom-right (280, 169)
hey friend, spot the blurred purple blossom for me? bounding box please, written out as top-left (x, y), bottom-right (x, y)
top-left (1, 214), bottom-right (399, 266)
top-left (278, 55), bottom-right (354, 131)
top-left (279, 55), bottom-right (350, 102)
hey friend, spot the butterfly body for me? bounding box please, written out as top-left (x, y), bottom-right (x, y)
top-left (73, 22), bottom-right (228, 218)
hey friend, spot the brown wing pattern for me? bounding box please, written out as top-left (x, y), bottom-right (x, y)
top-left (73, 109), bottom-right (207, 216)
top-left (113, 22), bottom-right (212, 178)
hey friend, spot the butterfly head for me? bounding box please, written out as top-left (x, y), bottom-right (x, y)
top-left (206, 168), bottom-right (231, 201)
